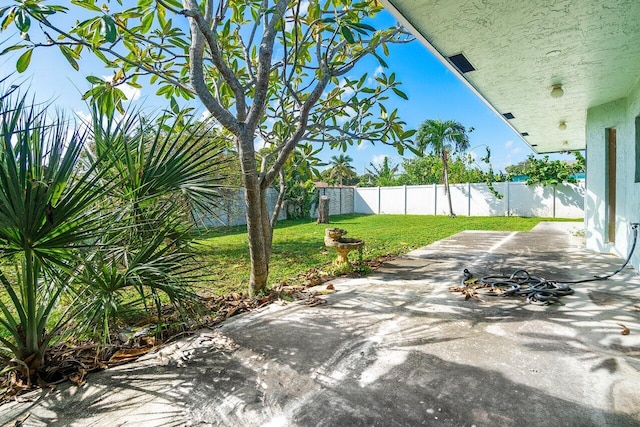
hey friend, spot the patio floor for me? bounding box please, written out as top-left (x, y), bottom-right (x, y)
top-left (2, 222), bottom-right (640, 426)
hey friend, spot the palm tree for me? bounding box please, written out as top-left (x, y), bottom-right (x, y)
top-left (365, 156), bottom-right (399, 186)
top-left (328, 154), bottom-right (357, 186)
top-left (0, 84), bottom-right (228, 383)
top-left (416, 119), bottom-right (470, 217)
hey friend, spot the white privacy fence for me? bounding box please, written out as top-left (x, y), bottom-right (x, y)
top-left (353, 181), bottom-right (585, 218)
top-left (197, 181), bottom-right (584, 227)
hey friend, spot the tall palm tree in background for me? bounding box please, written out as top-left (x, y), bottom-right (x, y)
top-left (416, 119), bottom-right (470, 217)
top-left (328, 154), bottom-right (357, 186)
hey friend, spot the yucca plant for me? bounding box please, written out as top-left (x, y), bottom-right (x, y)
top-left (76, 206), bottom-right (200, 342)
top-left (88, 107), bottom-right (229, 232)
top-left (0, 88), bottom-right (113, 381)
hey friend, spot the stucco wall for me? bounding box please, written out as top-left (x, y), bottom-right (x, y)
top-left (197, 188), bottom-right (285, 227)
top-left (313, 187), bottom-right (354, 217)
top-left (585, 79), bottom-right (640, 272)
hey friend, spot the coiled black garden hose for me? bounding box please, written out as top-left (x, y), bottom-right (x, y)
top-left (458, 224), bottom-right (639, 305)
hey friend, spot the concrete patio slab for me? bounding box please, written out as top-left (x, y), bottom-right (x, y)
top-left (2, 222), bottom-right (640, 426)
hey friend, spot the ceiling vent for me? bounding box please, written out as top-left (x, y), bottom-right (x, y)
top-left (503, 112), bottom-right (515, 120)
top-left (447, 53), bottom-right (475, 73)
top-left (520, 132), bottom-right (529, 136)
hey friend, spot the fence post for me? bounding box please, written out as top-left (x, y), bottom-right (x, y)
top-left (404, 185), bottom-right (407, 215)
top-left (468, 182), bottom-right (471, 216)
top-left (434, 183), bottom-right (438, 215)
top-left (506, 181), bottom-right (511, 216)
top-left (377, 186), bottom-right (381, 214)
top-left (553, 186), bottom-right (556, 218)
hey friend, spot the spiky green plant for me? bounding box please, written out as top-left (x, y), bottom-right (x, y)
top-left (0, 84), bottom-right (229, 384)
top-left (0, 87), bottom-right (112, 379)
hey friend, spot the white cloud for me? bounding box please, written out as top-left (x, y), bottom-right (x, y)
top-left (367, 65), bottom-right (385, 84)
top-left (371, 154), bottom-right (388, 167)
top-left (74, 110), bottom-right (93, 138)
top-left (120, 84), bottom-right (141, 102)
top-left (75, 110), bottom-right (92, 124)
top-left (505, 140), bottom-right (514, 149)
top-left (357, 141), bottom-right (370, 151)
top-left (338, 78), bottom-right (356, 100)
top-left (200, 110), bottom-right (211, 122)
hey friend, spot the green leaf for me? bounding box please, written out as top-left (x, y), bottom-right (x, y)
top-left (59, 45), bottom-right (79, 70)
top-left (102, 15), bottom-right (117, 43)
top-left (140, 12), bottom-right (153, 32)
top-left (392, 87), bottom-right (408, 100)
top-left (1, 8), bottom-right (15, 31)
top-left (86, 75), bottom-right (104, 85)
top-left (340, 26), bottom-right (355, 43)
top-left (0, 44), bottom-right (27, 56)
top-left (170, 97), bottom-right (179, 114)
top-left (16, 48), bottom-right (33, 73)
top-left (70, 0), bottom-right (103, 13)
top-left (373, 53), bottom-right (388, 68)
top-left (15, 9), bottom-right (30, 32)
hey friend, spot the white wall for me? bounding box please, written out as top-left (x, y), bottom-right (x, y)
top-left (199, 179), bottom-right (585, 229)
top-left (585, 78), bottom-right (640, 272)
top-left (354, 181), bottom-right (584, 218)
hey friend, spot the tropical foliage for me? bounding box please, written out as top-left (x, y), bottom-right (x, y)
top-left (508, 152), bottom-right (585, 186)
top-left (328, 155), bottom-right (358, 186)
top-left (362, 156), bottom-right (400, 186)
top-left (415, 119), bottom-right (471, 216)
top-left (0, 0), bottom-right (415, 295)
top-left (0, 85), bottom-right (227, 385)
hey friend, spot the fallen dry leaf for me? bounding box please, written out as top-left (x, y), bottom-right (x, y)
top-left (109, 347), bottom-right (153, 363)
top-left (326, 284), bottom-right (335, 290)
top-left (68, 368), bottom-right (87, 387)
top-left (617, 323), bottom-right (630, 335)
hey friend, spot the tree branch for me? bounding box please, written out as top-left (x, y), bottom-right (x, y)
top-left (182, 0), bottom-right (248, 121)
top-left (183, 1), bottom-right (240, 133)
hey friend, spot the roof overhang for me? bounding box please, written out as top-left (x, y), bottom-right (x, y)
top-left (381, 0), bottom-right (640, 153)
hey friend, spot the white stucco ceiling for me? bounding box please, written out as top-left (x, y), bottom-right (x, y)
top-left (381, 0), bottom-right (640, 153)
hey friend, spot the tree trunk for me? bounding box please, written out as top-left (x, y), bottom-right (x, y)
top-left (317, 195), bottom-right (330, 224)
top-left (443, 157), bottom-right (456, 218)
top-left (237, 132), bottom-right (271, 296)
top-left (271, 169), bottom-right (286, 228)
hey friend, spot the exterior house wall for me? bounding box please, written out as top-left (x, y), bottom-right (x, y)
top-left (586, 79), bottom-right (640, 272)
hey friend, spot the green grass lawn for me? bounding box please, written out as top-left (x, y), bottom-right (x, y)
top-left (0, 214), bottom-right (581, 342)
top-left (191, 214), bottom-right (582, 295)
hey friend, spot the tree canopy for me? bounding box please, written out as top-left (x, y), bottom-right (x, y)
top-left (508, 152), bottom-right (585, 186)
top-left (0, 0), bottom-right (415, 294)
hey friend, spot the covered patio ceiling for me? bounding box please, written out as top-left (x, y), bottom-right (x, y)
top-left (381, 0), bottom-right (640, 154)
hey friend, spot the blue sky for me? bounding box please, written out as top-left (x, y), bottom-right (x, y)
top-left (0, 8), bottom-right (575, 175)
